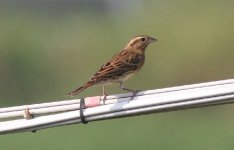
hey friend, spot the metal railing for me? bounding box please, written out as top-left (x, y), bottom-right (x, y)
top-left (0, 79), bottom-right (234, 135)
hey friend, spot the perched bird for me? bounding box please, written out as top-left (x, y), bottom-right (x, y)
top-left (68, 35), bottom-right (157, 99)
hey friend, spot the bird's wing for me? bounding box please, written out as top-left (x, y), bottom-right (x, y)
top-left (88, 50), bottom-right (144, 83)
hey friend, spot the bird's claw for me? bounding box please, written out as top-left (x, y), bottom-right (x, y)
top-left (101, 94), bottom-right (108, 105)
top-left (128, 90), bottom-right (141, 102)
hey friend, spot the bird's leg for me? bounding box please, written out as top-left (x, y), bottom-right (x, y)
top-left (119, 81), bottom-right (140, 101)
top-left (102, 85), bottom-right (108, 104)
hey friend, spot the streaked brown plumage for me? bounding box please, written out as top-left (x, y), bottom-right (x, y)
top-left (68, 35), bottom-right (157, 97)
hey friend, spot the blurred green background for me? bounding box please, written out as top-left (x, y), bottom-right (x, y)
top-left (0, 0), bottom-right (234, 149)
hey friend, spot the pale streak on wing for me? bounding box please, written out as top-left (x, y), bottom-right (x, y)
top-left (88, 50), bottom-right (144, 84)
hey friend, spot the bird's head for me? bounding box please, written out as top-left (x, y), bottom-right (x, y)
top-left (125, 35), bottom-right (157, 50)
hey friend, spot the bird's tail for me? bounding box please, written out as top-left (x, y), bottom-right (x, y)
top-left (67, 82), bottom-right (93, 97)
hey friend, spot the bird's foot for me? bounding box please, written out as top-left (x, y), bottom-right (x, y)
top-left (101, 93), bottom-right (108, 105)
top-left (128, 90), bottom-right (141, 102)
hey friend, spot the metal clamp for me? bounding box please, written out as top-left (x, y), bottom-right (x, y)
top-left (80, 98), bottom-right (88, 124)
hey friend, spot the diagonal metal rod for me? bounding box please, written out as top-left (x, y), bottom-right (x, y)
top-left (0, 79), bottom-right (234, 134)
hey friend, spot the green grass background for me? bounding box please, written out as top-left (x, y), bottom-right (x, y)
top-left (0, 0), bottom-right (234, 149)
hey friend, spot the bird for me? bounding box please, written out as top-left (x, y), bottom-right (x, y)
top-left (67, 35), bottom-right (157, 100)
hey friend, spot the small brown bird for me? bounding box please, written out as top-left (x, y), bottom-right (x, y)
top-left (68, 35), bottom-right (157, 98)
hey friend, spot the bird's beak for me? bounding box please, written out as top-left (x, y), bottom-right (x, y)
top-left (148, 37), bottom-right (157, 43)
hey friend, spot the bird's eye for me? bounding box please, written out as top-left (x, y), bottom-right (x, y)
top-left (141, 38), bottom-right (145, 41)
